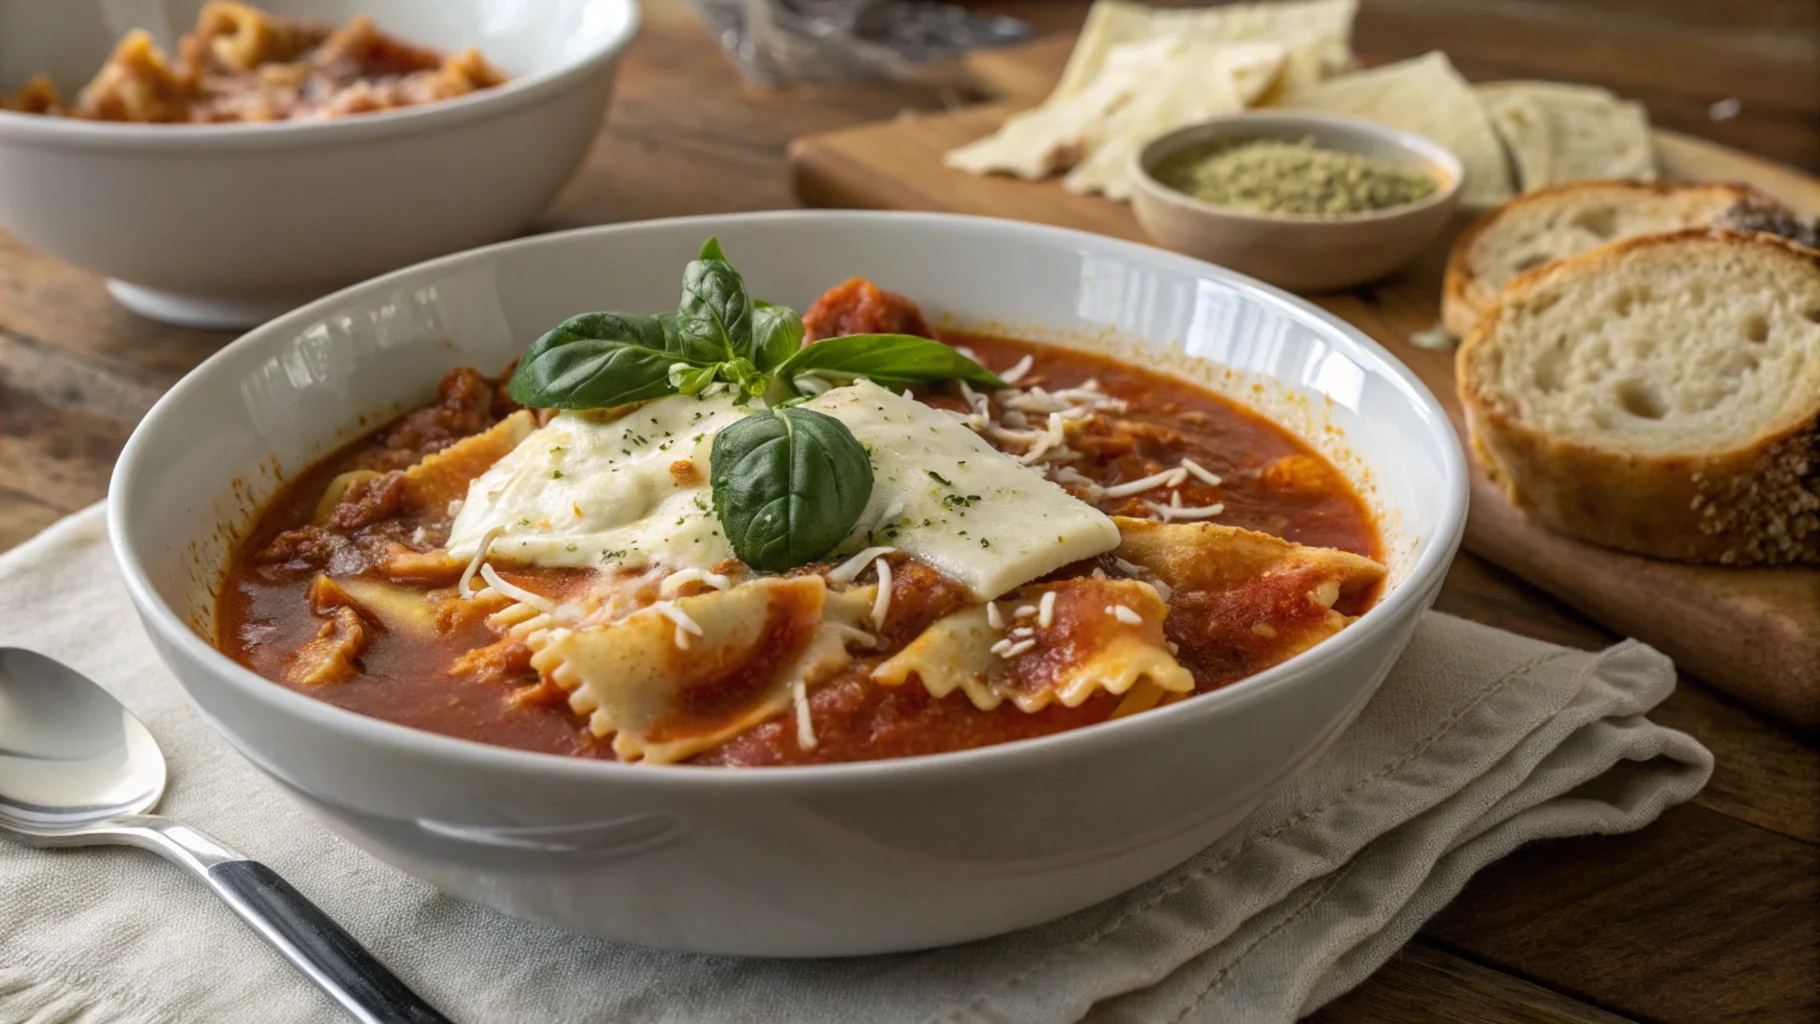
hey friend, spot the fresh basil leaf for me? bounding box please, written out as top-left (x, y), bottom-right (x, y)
top-left (671, 363), bottom-right (719, 395)
top-left (508, 313), bottom-right (690, 409)
top-left (698, 236), bottom-right (727, 262)
top-left (711, 407), bottom-right (874, 572)
top-left (775, 334), bottom-right (1005, 392)
top-left (750, 300), bottom-right (805, 372)
top-left (655, 312), bottom-right (686, 356)
top-left (678, 239), bottom-right (752, 364)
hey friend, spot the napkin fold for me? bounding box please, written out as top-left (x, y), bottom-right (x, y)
top-left (0, 506), bottom-right (1712, 1024)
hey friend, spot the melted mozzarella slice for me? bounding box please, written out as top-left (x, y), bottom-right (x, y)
top-left (447, 395), bottom-right (748, 573)
top-left (807, 380), bottom-right (1121, 600)
top-left (447, 380), bottom-right (1118, 598)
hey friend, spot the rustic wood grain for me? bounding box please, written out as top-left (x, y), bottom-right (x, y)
top-left (2, 2), bottom-right (1817, 1022)
top-left (786, 93), bottom-right (1820, 728)
top-left (1313, 941), bottom-right (1639, 1024)
top-left (1427, 804), bottom-right (1820, 1023)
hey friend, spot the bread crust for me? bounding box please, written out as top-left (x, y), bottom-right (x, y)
top-left (1457, 229), bottom-right (1820, 566)
top-left (1440, 180), bottom-right (1763, 340)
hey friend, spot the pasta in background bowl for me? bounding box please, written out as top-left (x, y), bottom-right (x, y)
top-left (0, 0), bottom-right (638, 328)
top-left (108, 212), bottom-right (1467, 956)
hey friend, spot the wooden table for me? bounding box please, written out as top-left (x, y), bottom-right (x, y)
top-left (2, 1), bottom-right (1815, 1020)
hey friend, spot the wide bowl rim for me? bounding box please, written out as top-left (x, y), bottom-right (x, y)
top-left (0, 0), bottom-right (640, 150)
top-left (1128, 110), bottom-right (1466, 227)
top-left (108, 209), bottom-right (1469, 794)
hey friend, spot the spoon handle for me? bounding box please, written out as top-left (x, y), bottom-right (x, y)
top-left (206, 859), bottom-right (454, 1024)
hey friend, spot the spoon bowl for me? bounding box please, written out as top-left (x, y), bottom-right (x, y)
top-left (0, 647), bottom-right (165, 837)
top-left (0, 646), bottom-right (451, 1023)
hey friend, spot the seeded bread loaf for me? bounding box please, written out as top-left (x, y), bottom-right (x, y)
top-left (1442, 180), bottom-right (1766, 338)
top-left (1457, 229), bottom-right (1820, 565)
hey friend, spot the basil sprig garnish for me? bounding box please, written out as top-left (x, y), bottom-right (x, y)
top-left (774, 333), bottom-right (1004, 390)
top-left (711, 406), bottom-right (875, 572)
top-left (506, 237), bottom-right (1005, 570)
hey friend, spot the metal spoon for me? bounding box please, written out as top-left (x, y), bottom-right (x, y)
top-left (0, 647), bottom-right (452, 1024)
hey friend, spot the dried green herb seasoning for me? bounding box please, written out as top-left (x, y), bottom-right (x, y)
top-left (1153, 137), bottom-right (1439, 217)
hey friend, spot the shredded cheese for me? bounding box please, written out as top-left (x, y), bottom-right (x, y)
top-left (1017, 412), bottom-right (1069, 465)
top-left (1152, 501), bottom-right (1227, 521)
top-left (1109, 604), bottom-right (1142, 625)
top-left (1038, 590), bottom-right (1057, 629)
top-left (998, 354), bottom-right (1034, 385)
top-left (1180, 457), bottom-right (1223, 486)
top-left (870, 558), bottom-right (893, 629)
top-left (793, 678), bottom-right (817, 750)
top-left (658, 568), bottom-right (733, 597)
top-left (477, 563), bottom-right (557, 615)
top-left (1101, 467), bottom-right (1189, 499)
top-left (1053, 466), bottom-right (1106, 499)
top-left (829, 546), bottom-right (898, 583)
top-left (1014, 604), bottom-right (1037, 619)
top-left (651, 600), bottom-right (705, 650)
top-left (986, 601), bottom-right (1004, 629)
top-left (458, 525), bottom-right (504, 598)
top-left (999, 638), bottom-right (1036, 658)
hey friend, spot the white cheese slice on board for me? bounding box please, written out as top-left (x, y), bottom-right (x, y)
top-left (1277, 51), bottom-right (1516, 208)
top-left (1062, 39), bottom-right (1285, 200)
top-left (807, 380), bottom-right (1120, 599)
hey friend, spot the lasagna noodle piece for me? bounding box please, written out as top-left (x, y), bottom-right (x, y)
top-left (1053, 0), bottom-right (1357, 103)
top-left (947, 35), bottom-right (1285, 187)
top-left (316, 575), bottom-right (441, 635)
top-left (180, 2), bottom-right (330, 74)
top-left (517, 576), bottom-right (876, 764)
top-left (1112, 516), bottom-right (1385, 673)
top-left (1060, 40), bottom-right (1285, 200)
top-left (1274, 51), bottom-right (1515, 207)
top-left (71, 30), bottom-right (194, 122)
top-left (398, 409), bottom-right (534, 513)
top-left (311, 409), bottom-right (533, 525)
top-left (1475, 81), bottom-right (1655, 191)
top-left (284, 603), bottom-right (367, 686)
top-left (944, 37), bottom-right (1160, 180)
top-left (872, 577), bottom-right (1194, 713)
top-left (6, 74), bottom-right (61, 114)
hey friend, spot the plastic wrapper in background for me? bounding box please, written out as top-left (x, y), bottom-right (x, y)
top-left (685, 0), bottom-right (1028, 87)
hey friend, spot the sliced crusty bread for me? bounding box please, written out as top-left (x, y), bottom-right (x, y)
top-left (1457, 229), bottom-right (1820, 565)
top-left (1442, 180), bottom-right (1764, 338)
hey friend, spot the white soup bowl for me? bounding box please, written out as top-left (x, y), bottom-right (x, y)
top-left (109, 212), bottom-right (1468, 956)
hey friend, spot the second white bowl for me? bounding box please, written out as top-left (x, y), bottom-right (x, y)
top-left (0, 0), bottom-right (640, 328)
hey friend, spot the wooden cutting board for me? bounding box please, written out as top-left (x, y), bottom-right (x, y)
top-left (789, 36), bottom-right (1820, 729)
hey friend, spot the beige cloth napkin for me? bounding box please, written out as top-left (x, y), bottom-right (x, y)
top-left (1, 506), bottom-right (1713, 1024)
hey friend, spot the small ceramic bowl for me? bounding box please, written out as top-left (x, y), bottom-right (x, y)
top-left (0, 0), bottom-right (640, 328)
top-left (1129, 112), bottom-right (1464, 293)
